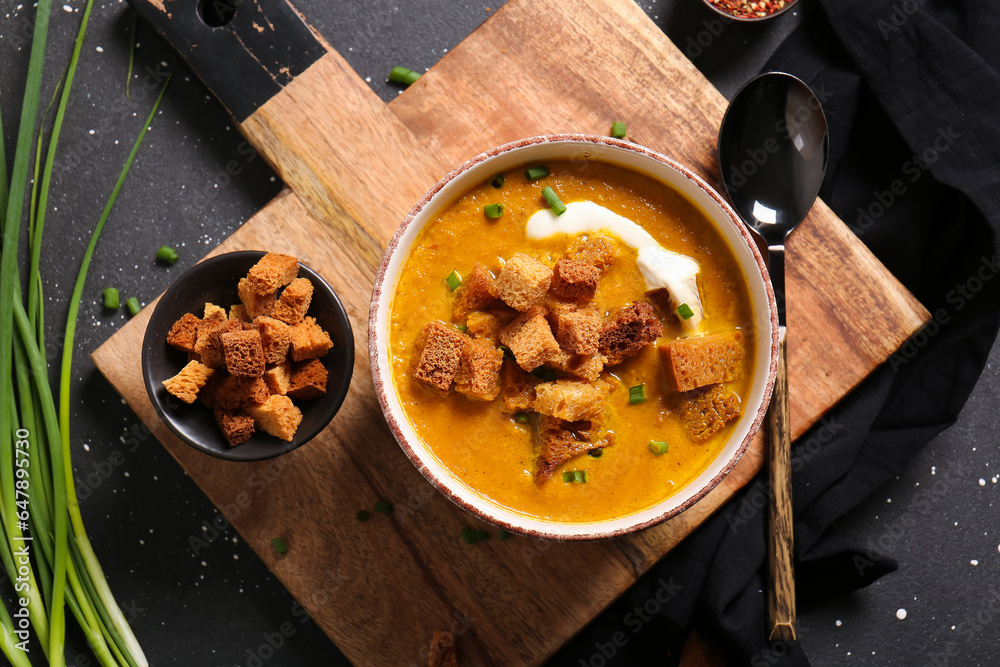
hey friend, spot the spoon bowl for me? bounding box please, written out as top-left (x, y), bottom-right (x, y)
top-left (718, 72), bottom-right (828, 245)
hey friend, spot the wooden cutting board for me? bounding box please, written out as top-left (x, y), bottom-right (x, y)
top-left (96, 0), bottom-right (929, 664)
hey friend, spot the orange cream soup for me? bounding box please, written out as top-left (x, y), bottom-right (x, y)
top-left (389, 161), bottom-right (755, 523)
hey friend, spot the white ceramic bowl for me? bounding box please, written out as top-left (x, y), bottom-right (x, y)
top-left (369, 134), bottom-right (778, 541)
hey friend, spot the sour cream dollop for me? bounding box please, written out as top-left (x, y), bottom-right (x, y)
top-left (525, 200), bottom-right (704, 331)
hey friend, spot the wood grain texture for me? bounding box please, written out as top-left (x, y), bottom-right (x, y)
top-left (93, 0), bottom-right (930, 664)
top-left (767, 329), bottom-right (796, 642)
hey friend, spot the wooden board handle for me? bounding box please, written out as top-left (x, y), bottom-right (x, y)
top-left (127, 0), bottom-right (326, 121)
top-left (767, 327), bottom-right (796, 642)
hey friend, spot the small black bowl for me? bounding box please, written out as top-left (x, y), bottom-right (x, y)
top-left (142, 250), bottom-right (354, 461)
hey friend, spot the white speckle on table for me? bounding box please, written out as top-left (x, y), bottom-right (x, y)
top-left (932, 466), bottom-right (937, 475)
top-left (88, 129), bottom-right (95, 135)
top-left (887, 498), bottom-right (892, 503)
top-left (201, 561), bottom-right (207, 567)
top-left (62, 4), bottom-right (72, 11)
top-left (835, 620), bottom-right (842, 627)
top-left (897, 608), bottom-right (907, 620)
top-left (96, 46), bottom-right (103, 52)
top-left (980, 478), bottom-right (986, 486)
top-left (971, 559), bottom-right (979, 566)
top-left (83, 443), bottom-right (90, 452)
top-left (233, 554), bottom-right (239, 560)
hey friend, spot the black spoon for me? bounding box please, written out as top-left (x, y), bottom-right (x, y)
top-left (718, 72), bottom-right (829, 642)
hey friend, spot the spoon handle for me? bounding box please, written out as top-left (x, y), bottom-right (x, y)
top-left (767, 327), bottom-right (796, 641)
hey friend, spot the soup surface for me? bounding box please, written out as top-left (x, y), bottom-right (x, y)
top-left (388, 160), bottom-right (755, 523)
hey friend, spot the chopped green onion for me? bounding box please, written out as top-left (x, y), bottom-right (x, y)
top-left (484, 203), bottom-right (504, 219)
top-left (525, 165), bottom-right (549, 181)
top-left (563, 470), bottom-right (589, 483)
top-left (374, 501), bottom-right (394, 514)
top-left (541, 186), bottom-right (567, 216)
top-left (531, 366), bottom-right (556, 381)
top-left (125, 296), bottom-right (141, 317)
top-left (628, 384), bottom-right (646, 405)
top-left (589, 448), bottom-right (603, 458)
top-left (490, 174), bottom-right (505, 189)
top-left (456, 323), bottom-right (468, 333)
top-left (562, 471), bottom-right (574, 483)
top-left (271, 537), bottom-right (288, 554)
top-left (677, 302), bottom-right (695, 320)
top-left (388, 66), bottom-right (421, 86)
top-left (103, 287), bottom-right (119, 310)
top-left (500, 345), bottom-right (515, 360)
top-left (445, 269), bottom-right (462, 291)
top-left (461, 526), bottom-right (490, 544)
top-left (497, 529), bottom-right (511, 541)
top-left (611, 121), bottom-right (627, 138)
top-left (155, 244), bottom-right (178, 264)
top-left (356, 510), bottom-right (370, 522)
top-left (514, 412), bottom-right (530, 423)
top-left (649, 441), bottom-right (669, 455)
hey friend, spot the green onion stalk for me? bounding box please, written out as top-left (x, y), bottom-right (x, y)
top-left (1, 0), bottom-right (169, 664)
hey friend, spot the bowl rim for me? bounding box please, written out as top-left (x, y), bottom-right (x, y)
top-left (700, 0), bottom-right (799, 22)
top-left (369, 134), bottom-right (778, 540)
top-left (142, 249), bottom-right (355, 462)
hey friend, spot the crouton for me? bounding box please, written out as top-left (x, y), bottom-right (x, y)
top-left (571, 235), bottom-right (619, 271)
top-left (535, 415), bottom-right (611, 482)
top-left (244, 252), bottom-right (299, 295)
top-left (428, 630), bottom-right (457, 667)
top-left (599, 301), bottom-right (663, 365)
top-left (680, 384), bottom-right (741, 441)
top-left (466, 311), bottom-right (502, 343)
top-left (659, 331), bottom-right (746, 392)
top-left (255, 316), bottom-right (292, 364)
top-left (221, 329), bottom-right (266, 378)
top-left (552, 353), bottom-right (606, 382)
top-left (229, 304), bottom-right (250, 322)
top-left (452, 264), bottom-right (497, 319)
top-left (499, 359), bottom-right (536, 413)
top-left (194, 317), bottom-right (242, 369)
top-left (271, 277), bottom-right (313, 325)
top-left (289, 316), bottom-right (334, 361)
top-left (532, 380), bottom-right (608, 421)
top-left (162, 361), bottom-right (215, 404)
top-left (413, 321), bottom-right (469, 393)
top-left (246, 394), bottom-right (303, 441)
top-left (454, 339), bottom-right (503, 401)
top-left (499, 305), bottom-right (562, 371)
top-left (551, 258), bottom-right (600, 303)
top-left (238, 277), bottom-right (277, 319)
top-left (166, 313), bottom-right (201, 353)
top-left (213, 375), bottom-right (269, 411)
top-left (262, 361), bottom-right (293, 396)
top-left (203, 303), bottom-right (227, 322)
top-left (287, 359), bottom-right (328, 400)
top-left (214, 409), bottom-right (255, 446)
top-left (549, 304), bottom-right (602, 355)
top-left (493, 253), bottom-right (552, 311)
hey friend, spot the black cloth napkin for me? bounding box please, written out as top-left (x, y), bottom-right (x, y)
top-left (550, 1), bottom-right (1000, 664)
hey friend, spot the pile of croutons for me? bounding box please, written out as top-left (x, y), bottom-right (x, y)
top-left (161, 252), bottom-right (333, 446)
top-left (412, 235), bottom-right (746, 482)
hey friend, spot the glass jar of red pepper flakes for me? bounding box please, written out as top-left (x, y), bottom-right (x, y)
top-left (705, 0), bottom-right (793, 20)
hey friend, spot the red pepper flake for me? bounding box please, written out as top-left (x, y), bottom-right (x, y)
top-left (708, 0), bottom-right (788, 19)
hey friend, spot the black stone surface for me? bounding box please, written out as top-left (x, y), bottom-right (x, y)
top-left (0, 1), bottom-right (995, 665)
